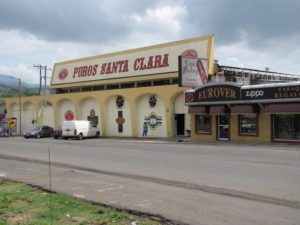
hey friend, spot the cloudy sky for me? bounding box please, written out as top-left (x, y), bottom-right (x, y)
top-left (0, 0), bottom-right (299, 84)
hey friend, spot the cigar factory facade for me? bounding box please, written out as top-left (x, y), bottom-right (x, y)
top-left (4, 34), bottom-right (300, 143)
top-left (4, 35), bottom-right (215, 138)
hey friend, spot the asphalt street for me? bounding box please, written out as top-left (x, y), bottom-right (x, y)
top-left (0, 137), bottom-right (299, 225)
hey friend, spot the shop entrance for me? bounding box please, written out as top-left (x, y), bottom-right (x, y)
top-left (175, 114), bottom-right (185, 135)
top-left (217, 114), bottom-right (229, 140)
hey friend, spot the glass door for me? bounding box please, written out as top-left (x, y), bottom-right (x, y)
top-left (217, 114), bottom-right (229, 140)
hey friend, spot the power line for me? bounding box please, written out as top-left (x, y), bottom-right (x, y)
top-left (34, 64), bottom-right (51, 95)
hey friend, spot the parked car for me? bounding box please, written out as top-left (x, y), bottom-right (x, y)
top-left (53, 126), bottom-right (62, 139)
top-left (62, 120), bottom-right (100, 140)
top-left (24, 126), bottom-right (54, 139)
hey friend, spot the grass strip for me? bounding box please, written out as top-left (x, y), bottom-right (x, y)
top-left (0, 179), bottom-right (163, 225)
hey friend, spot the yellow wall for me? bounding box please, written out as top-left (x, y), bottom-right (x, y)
top-left (190, 115), bottom-right (217, 142)
top-left (191, 113), bottom-right (272, 143)
top-left (230, 114), bottom-right (271, 143)
top-left (5, 84), bottom-right (187, 137)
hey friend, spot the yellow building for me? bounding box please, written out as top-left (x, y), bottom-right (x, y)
top-left (4, 35), bottom-right (215, 138)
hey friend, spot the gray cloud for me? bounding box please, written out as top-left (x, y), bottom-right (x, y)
top-left (0, 0), bottom-right (300, 75)
top-left (182, 0), bottom-right (300, 48)
top-left (0, 0), bottom-right (158, 43)
top-left (1, 0), bottom-right (299, 48)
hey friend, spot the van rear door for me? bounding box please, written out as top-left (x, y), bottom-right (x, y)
top-left (62, 121), bottom-right (76, 137)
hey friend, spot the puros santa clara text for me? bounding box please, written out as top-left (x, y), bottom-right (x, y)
top-left (72, 54), bottom-right (170, 79)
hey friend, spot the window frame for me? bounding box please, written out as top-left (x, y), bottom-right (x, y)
top-left (238, 114), bottom-right (259, 136)
top-left (195, 115), bottom-right (212, 134)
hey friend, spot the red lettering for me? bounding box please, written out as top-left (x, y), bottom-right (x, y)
top-left (140, 57), bottom-right (147, 70)
top-left (147, 56), bottom-right (154, 69)
top-left (106, 63), bottom-right (112, 74)
top-left (74, 65), bottom-right (98, 77)
top-left (123, 60), bottom-right (128, 72)
top-left (101, 63), bottom-right (106, 75)
top-left (100, 60), bottom-right (129, 74)
top-left (162, 54), bottom-right (169, 67)
top-left (73, 68), bottom-right (78, 78)
top-left (87, 65), bottom-right (93, 75)
top-left (82, 66), bottom-right (88, 76)
top-left (134, 58), bottom-right (140, 71)
top-left (92, 65), bottom-right (98, 75)
top-left (112, 62), bottom-right (118, 73)
top-left (154, 55), bottom-right (162, 68)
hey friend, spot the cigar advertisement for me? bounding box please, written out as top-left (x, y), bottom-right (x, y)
top-left (179, 56), bottom-right (208, 87)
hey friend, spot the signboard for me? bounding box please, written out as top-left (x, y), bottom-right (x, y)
top-left (65, 111), bottom-right (74, 121)
top-left (185, 83), bottom-right (241, 104)
top-left (185, 82), bottom-right (300, 105)
top-left (178, 56), bottom-right (208, 87)
top-left (51, 36), bottom-right (214, 86)
top-left (242, 84), bottom-right (300, 100)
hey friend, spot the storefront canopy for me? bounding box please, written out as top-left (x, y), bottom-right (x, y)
top-left (231, 104), bottom-right (260, 114)
top-left (264, 103), bottom-right (300, 113)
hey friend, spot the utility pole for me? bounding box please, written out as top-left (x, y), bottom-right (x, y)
top-left (43, 66), bottom-right (52, 96)
top-left (34, 64), bottom-right (45, 95)
top-left (34, 64), bottom-right (50, 126)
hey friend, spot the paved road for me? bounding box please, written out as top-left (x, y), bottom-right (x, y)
top-left (0, 137), bottom-right (299, 225)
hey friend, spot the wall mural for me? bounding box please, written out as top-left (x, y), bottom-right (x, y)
top-left (88, 109), bottom-right (98, 124)
top-left (116, 111), bottom-right (125, 133)
top-left (144, 112), bottom-right (162, 130)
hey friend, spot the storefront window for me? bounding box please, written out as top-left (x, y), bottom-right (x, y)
top-left (239, 114), bottom-right (258, 136)
top-left (195, 115), bottom-right (211, 134)
top-left (273, 114), bottom-right (300, 141)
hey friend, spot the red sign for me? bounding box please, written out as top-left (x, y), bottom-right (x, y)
top-left (182, 49), bottom-right (198, 58)
top-left (65, 111), bottom-right (74, 121)
top-left (59, 69), bottom-right (68, 80)
top-left (185, 93), bottom-right (195, 102)
top-left (116, 117), bottom-right (125, 125)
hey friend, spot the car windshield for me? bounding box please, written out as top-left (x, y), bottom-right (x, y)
top-left (31, 126), bottom-right (41, 131)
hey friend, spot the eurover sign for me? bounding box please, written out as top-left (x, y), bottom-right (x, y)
top-left (51, 35), bottom-right (215, 86)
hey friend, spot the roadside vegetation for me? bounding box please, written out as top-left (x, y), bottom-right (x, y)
top-left (0, 179), bottom-right (163, 225)
top-left (0, 86), bottom-right (38, 98)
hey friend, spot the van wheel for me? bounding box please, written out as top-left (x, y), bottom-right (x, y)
top-left (78, 133), bottom-right (83, 140)
top-left (95, 132), bottom-right (100, 138)
top-left (36, 134), bottom-right (40, 139)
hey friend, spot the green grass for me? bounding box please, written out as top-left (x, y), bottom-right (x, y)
top-left (0, 179), bottom-right (163, 225)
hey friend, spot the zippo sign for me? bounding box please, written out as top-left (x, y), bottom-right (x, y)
top-left (242, 84), bottom-right (300, 100)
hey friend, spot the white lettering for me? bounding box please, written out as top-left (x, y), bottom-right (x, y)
top-left (246, 90), bottom-right (264, 98)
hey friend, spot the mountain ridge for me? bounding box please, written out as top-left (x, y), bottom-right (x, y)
top-left (0, 74), bottom-right (40, 88)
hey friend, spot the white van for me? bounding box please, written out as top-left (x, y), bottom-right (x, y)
top-left (62, 120), bottom-right (100, 140)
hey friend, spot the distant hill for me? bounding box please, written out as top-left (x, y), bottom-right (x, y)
top-left (0, 74), bottom-right (40, 97)
top-left (0, 74), bottom-right (40, 88)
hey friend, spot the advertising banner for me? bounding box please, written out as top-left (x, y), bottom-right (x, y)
top-left (179, 56), bottom-right (208, 87)
top-left (51, 35), bottom-right (215, 86)
top-left (242, 84), bottom-right (300, 100)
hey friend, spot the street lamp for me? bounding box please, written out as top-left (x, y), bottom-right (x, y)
top-left (9, 76), bottom-right (21, 135)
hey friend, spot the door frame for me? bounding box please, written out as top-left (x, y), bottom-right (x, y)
top-left (217, 114), bottom-right (230, 141)
top-left (175, 113), bottom-right (185, 136)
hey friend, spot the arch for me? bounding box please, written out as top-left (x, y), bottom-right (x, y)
top-left (56, 99), bottom-right (75, 125)
top-left (105, 95), bottom-right (132, 137)
top-left (172, 91), bottom-right (191, 136)
top-left (22, 101), bottom-right (35, 132)
top-left (135, 93), bottom-right (167, 137)
top-left (79, 97), bottom-right (102, 134)
top-left (9, 103), bottom-right (20, 134)
top-left (37, 100), bottom-right (55, 127)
